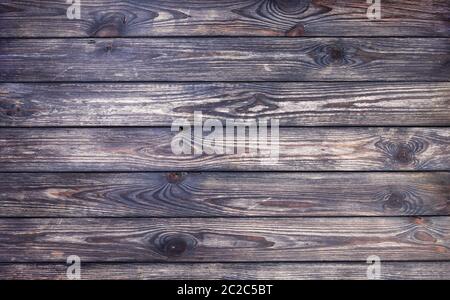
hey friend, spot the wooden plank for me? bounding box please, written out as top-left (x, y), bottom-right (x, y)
top-left (1, 38), bottom-right (449, 82)
top-left (1, 262), bottom-right (450, 280)
top-left (0, 0), bottom-right (449, 37)
top-left (2, 82), bottom-right (450, 127)
top-left (0, 128), bottom-right (448, 171)
top-left (0, 172), bottom-right (448, 217)
top-left (0, 217), bottom-right (448, 262)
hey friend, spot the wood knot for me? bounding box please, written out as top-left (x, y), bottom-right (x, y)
top-left (96, 25), bottom-right (122, 38)
top-left (307, 43), bottom-right (353, 66)
top-left (375, 137), bottom-right (427, 167)
top-left (413, 230), bottom-right (437, 243)
top-left (166, 172), bottom-right (187, 184)
top-left (329, 46), bottom-right (344, 61)
top-left (274, 0), bottom-right (309, 14)
top-left (393, 145), bottom-right (413, 164)
top-left (152, 232), bottom-right (197, 257)
top-left (164, 237), bottom-right (188, 256)
top-left (383, 192), bottom-right (405, 210)
top-left (90, 13), bottom-right (132, 37)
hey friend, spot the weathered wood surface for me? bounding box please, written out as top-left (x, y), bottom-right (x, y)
top-left (1, 0), bottom-right (449, 37)
top-left (0, 128), bottom-right (448, 171)
top-left (1, 0), bottom-right (449, 281)
top-left (1, 38), bottom-right (450, 82)
top-left (0, 217), bottom-right (448, 262)
top-left (2, 82), bottom-right (450, 127)
top-left (0, 172), bottom-right (448, 217)
top-left (1, 262), bottom-right (450, 280)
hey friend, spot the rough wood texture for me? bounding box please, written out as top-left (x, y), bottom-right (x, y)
top-left (0, 0), bottom-right (449, 37)
top-left (1, 82), bottom-right (450, 127)
top-left (1, 0), bottom-right (450, 280)
top-left (1, 38), bottom-right (450, 82)
top-left (1, 262), bottom-right (450, 280)
top-left (0, 217), bottom-right (448, 262)
top-left (0, 172), bottom-right (448, 217)
top-left (0, 127), bottom-right (448, 171)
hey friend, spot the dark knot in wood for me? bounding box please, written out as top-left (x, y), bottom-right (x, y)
top-left (383, 192), bottom-right (405, 210)
top-left (274, 0), bottom-right (309, 14)
top-left (166, 172), bottom-right (187, 184)
top-left (152, 232), bottom-right (197, 257)
top-left (164, 237), bottom-right (188, 256)
top-left (393, 145), bottom-right (414, 164)
top-left (307, 43), bottom-right (353, 66)
top-left (329, 46), bottom-right (344, 61)
top-left (375, 137), bottom-right (427, 167)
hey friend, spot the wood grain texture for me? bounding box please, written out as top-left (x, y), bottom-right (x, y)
top-left (0, 172), bottom-right (448, 217)
top-left (1, 262), bottom-right (450, 280)
top-left (0, 127), bottom-right (448, 171)
top-left (0, 217), bottom-right (448, 262)
top-left (1, 38), bottom-right (450, 82)
top-left (1, 82), bottom-right (450, 127)
top-left (0, 0), bottom-right (449, 37)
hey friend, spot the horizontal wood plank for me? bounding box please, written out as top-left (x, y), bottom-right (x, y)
top-left (0, 172), bottom-right (448, 217)
top-left (0, 128), bottom-right (448, 171)
top-left (1, 82), bottom-right (450, 126)
top-left (0, 0), bottom-right (449, 37)
top-left (1, 38), bottom-right (449, 82)
top-left (0, 217), bottom-right (448, 262)
top-left (1, 262), bottom-right (450, 280)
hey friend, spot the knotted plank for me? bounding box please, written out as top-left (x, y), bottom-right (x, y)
top-left (0, 172), bottom-right (448, 217)
top-left (1, 0), bottom-right (449, 37)
top-left (1, 82), bottom-right (450, 126)
top-left (0, 217), bottom-right (448, 262)
top-left (0, 127), bottom-right (448, 171)
top-left (1, 38), bottom-right (449, 82)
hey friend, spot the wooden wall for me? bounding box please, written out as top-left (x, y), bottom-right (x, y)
top-left (0, 0), bottom-right (449, 279)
